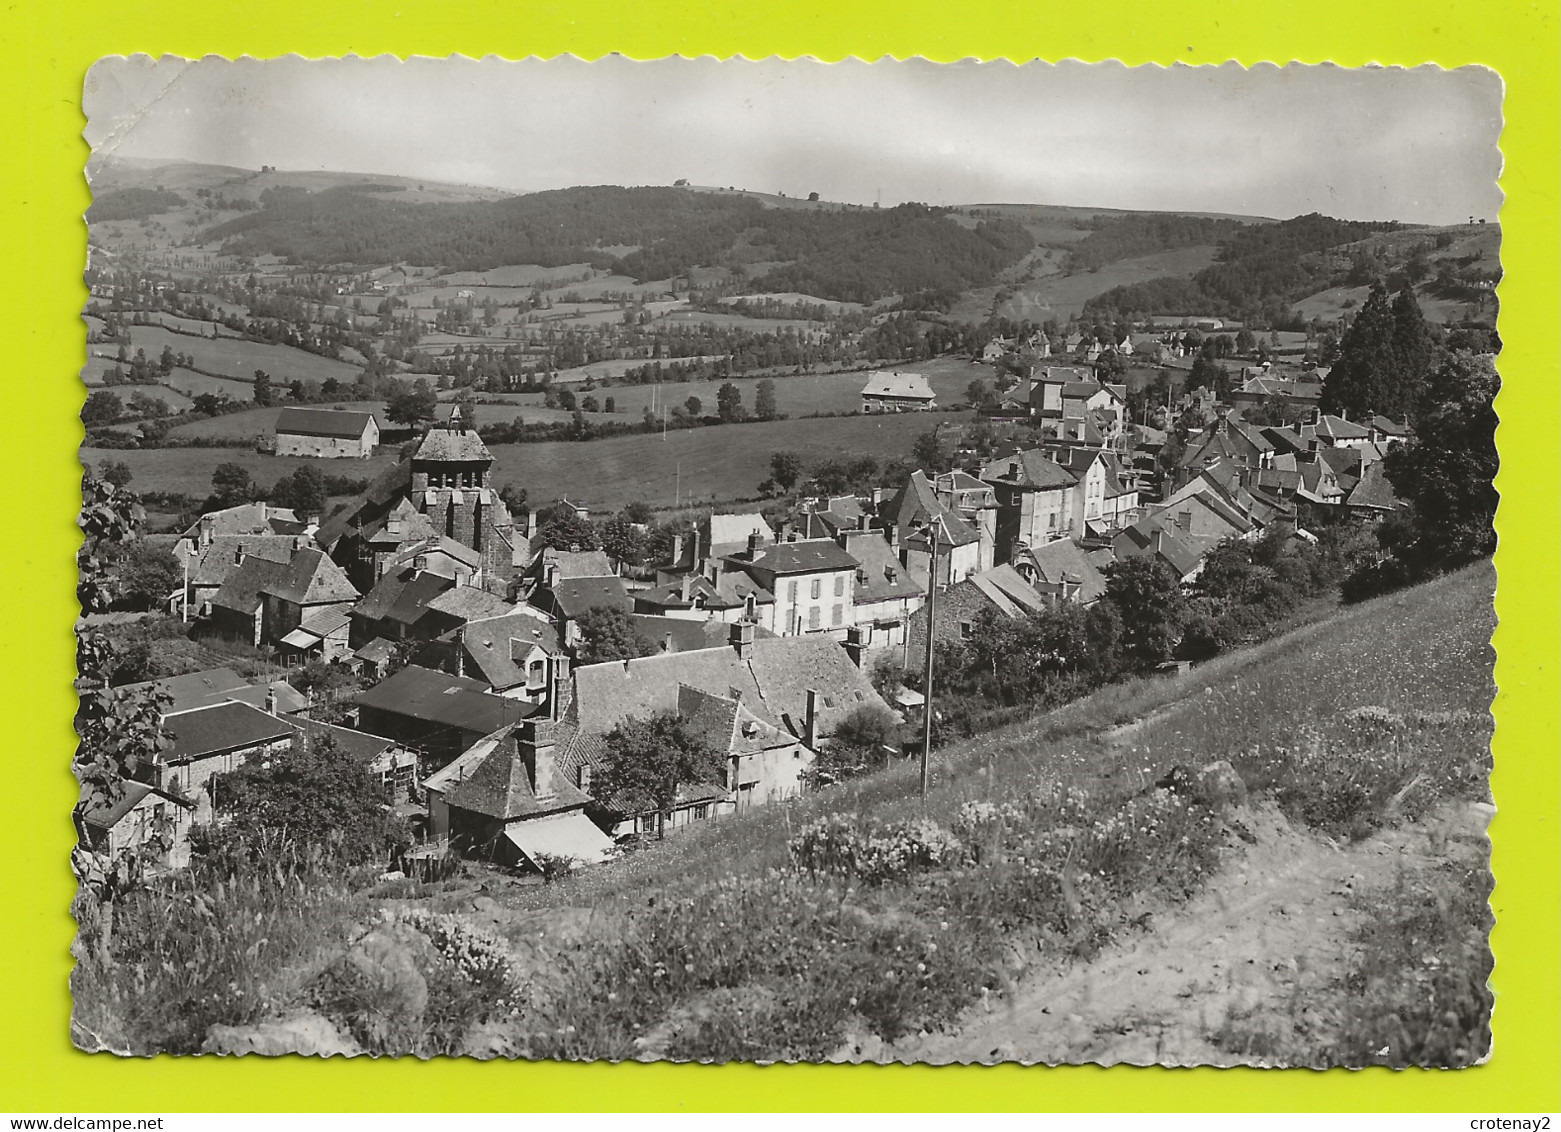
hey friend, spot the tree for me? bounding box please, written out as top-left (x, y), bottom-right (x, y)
top-left (911, 429), bottom-right (952, 474)
top-left (206, 735), bottom-right (408, 866)
top-left (592, 712), bottom-right (726, 838)
top-left (966, 377), bottom-right (991, 408)
top-left (386, 378), bottom-right (437, 427)
top-left (598, 516), bottom-right (648, 568)
top-left (191, 393), bottom-right (224, 417)
top-left (98, 459), bottom-right (133, 489)
top-left (273, 465), bottom-right (326, 518)
top-left (1383, 352), bottom-right (1499, 567)
top-left (118, 542), bottom-right (180, 611)
top-left (769, 451), bottom-right (805, 493)
top-left (603, 396), bottom-right (616, 414)
top-left (127, 389), bottom-right (169, 418)
top-left (81, 391), bottom-right (123, 427)
top-left (1323, 283), bottom-right (1405, 419)
top-left (210, 463), bottom-right (256, 507)
top-left (574, 606), bottom-right (655, 666)
top-left (536, 510), bottom-right (599, 553)
top-left (716, 381), bottom-right (744, 423)
top-left (805, 703), bottom-right (899, 787)
top-left (684, 395), bottom-right (703, 418)
top-left (253, 369), bottom-right (274, 407)
top-left (1234, 327), bottom-right (1257, 356)
top-left (754, 378), bottom-right (778, 421)
top-left (1101, 556), bottom-right (1187, 672)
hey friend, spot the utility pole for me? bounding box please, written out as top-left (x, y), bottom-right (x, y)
top-left (919, 515), bottom-right (948, 799)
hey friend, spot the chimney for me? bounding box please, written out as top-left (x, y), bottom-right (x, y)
top-left (234, 543), bottom-right (245, 566)
top-left (680, 575), bottom-right (694, 602)
top-left (844, 624), bottom-right (871, 668)
top-left (259, 501), bottom-right (268, 524)
top-left (670, 533), bottom-right (684, 567)
top-left (747, 531), bottom-right (762, 555)
top-left (730, 620), bottom-right (756, 660)
top-left (804, 689), bottom-right (819, 749)
top-left (1008, 459), bottom-right (1022, 481)
top-left (1151, 527), bottom-right (1165, 554)
top-left (264, 685), bottom-right (277, 714)
top-left (199, 514), bottom-right (215, 549)
top-left (413, 553), bottom-right (428, 572)
top-left (544, 561), bottom-right (559, 589)
top-left (526, 510), bottom-right (539, 540)
top-left (519, 720), bottom-right (557, 799)
top-left (577, 764), bottom-right (592, 792)
top-left (663, 632), bottom-right (675, 654)
top-left (548, 654), bottom-right (571, 723)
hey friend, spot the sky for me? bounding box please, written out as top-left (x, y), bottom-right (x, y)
top-left (83, 56), bottom-right (1504, 225)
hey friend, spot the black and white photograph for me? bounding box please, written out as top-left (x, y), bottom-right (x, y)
top-left (72, 55), bottom-right (1501, 1067)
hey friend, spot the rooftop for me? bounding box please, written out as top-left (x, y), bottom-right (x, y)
top-left (356, 664), bottom-right (534, 734)
top-left (860, 370), bottom-right (935, 400)
top-left (275, 407), bottom-right (378, 440)
top-left (725, 538), bottom-right (861, 577)
top-left (163, 702), bottom-right (293, 763)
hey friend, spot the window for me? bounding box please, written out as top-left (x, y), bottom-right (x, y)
top-left (831, 603), bottom-right (843, 627)
top-left (959, 621), bottom-right (975, 641)
top-left (810, 578), bottom-right (822, 601)
top-left (834, 575), bottom-right (845, 597)
top-left (692, 804), bottom-right (709, 821)
top-left (808, 605), bottom-right (821, 630)
top-left (638, 814), bottom-right (659, 835)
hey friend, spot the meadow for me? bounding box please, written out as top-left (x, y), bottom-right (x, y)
top-left (115, 324), bottom-right (363, 384)
top-left (488, 411), bottom-right (958, 510)
top-left (78, 445), bottom-right (400, 498)
top-left (165, 400), bottom-right (389, 440)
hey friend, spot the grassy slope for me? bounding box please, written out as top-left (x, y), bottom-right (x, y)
top-left (508, 561), bottom-right (1495, 915)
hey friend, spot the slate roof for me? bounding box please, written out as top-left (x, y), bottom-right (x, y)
top-left (213, 547), bottom-right (358, 614)
top-left (847, 534), bottom-right (925, 604)
top-left (78, 780), bottom-right (192, 831)
top-left (456, 612), bottom-right (564, 690)
top-left (293, 606), bottom-right (352, 639)
top-left (567, 636), bottom-right (889, 771)
top-left (860, 370), bottom-right (935, 400)
top-left (163, 702), bottom-right (293, 762)
top-left (633, 615), bottom-right (776, 654)
top-left (1018, 539), bottom-right (1110, 604)
top-left (967, 564), bottom-right (1051, 618)
top-left (883, 471), bottom-right (982, 548)
top-left (442, 724), bottom-right (589, 820)
top-left (1315, 414), bottom-right (1370, 441)
top-left (542, 575), bottom-right (633, 620)
top-left (387, 536), bottom-right (482, 572)
top-left (724, 539), bottom-right (861, 577)
top-left (315, 460), bottom-right (416, 551)
top-left (275, 408), bottom-right (377, 440)
top-left (119, 668), bottom-right (249, 714)
top-left (980, 450), bottom-right (1077, 490)
top-left (355, 665), bottom-right (533, 734)
top-left (285, 717), bottom-right (397, 763)
top-left (1345, 461), bottom-right (1403, 512)
top-left (355, 567), bottom-right (455, 626)
top-left (179, 502), bottom-right (304, 541)
top-left (354, 637), bottom-right (397, 665)
top-left (412, 429), bottom-right (493, 464)
top-left (1115, 518), bottom-right (1208, 580)
top-left (425, 585), bottom-right (514, 622)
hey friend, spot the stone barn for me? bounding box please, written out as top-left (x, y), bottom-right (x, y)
top-left (275, 408), bottom-right (381, 459)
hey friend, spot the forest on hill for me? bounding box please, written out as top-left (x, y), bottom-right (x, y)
top-left (86, 187), bottom-right (188, 223)
top-left (201, 185), bottom-right (1035, 304)
top-left (1081, 213), bottom-right (1407, 323)
top-left (1062, 213), bottom-right (1250, 273)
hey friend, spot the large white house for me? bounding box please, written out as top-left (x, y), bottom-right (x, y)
top-left (860, 371), bottom-right (937, 413)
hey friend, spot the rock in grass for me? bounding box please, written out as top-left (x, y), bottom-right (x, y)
top-left (1194, 760), bottom-right (1248, 808)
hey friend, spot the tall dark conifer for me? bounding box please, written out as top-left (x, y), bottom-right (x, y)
top-left (1322, 282), bottom-right (1398, 418)
top-left (1388, 286), bottom-right (1436, 420)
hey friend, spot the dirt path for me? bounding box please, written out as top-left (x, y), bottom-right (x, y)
top-left (882, 800), bottom-right (1491, 1067)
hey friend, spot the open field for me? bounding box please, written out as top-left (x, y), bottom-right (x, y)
top-left (1291, 283), bottom-right (1491, 326)
top-left (78, 445), bottom-right (400, 497)
top-left (114, 324), bottom-right (363, 384)
top-left (952, 244), bottom-right (1225, 324)
top-left (489, 411), bottom-right (964, 510)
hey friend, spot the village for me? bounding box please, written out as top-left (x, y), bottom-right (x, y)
top-left (76, 328), bottom-right (1421, 882)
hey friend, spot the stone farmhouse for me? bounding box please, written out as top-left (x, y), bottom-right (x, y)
top-left (274, 408), bottom-right (381, 459)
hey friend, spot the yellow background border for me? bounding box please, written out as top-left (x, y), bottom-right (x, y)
top-left (3, 0), bottom-right (1556, 1112)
